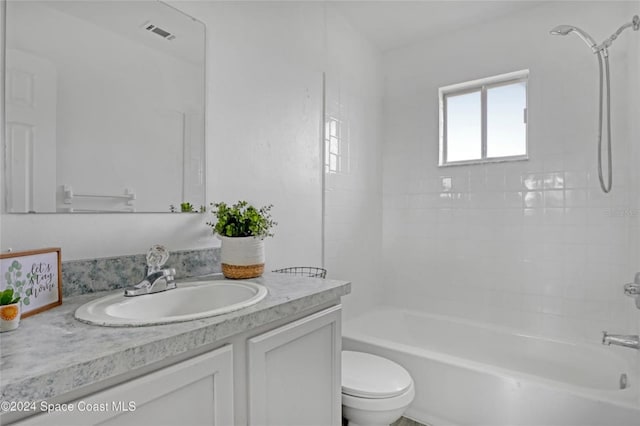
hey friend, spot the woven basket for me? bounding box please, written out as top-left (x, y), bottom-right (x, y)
top-left (222, 263), bottom-right (265, 279)
top-left (219, 236), bottom-right (265, 279)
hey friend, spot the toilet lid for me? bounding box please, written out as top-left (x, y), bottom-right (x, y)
top-left (342, 351), bottom-right (412, 399)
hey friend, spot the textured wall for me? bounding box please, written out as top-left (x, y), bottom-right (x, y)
top-left (382, 1), bottom-right (639, 347)
top-left (1, 1), bottom-right (326, 272)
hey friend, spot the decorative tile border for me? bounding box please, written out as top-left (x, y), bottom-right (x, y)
top-left (61, 248), bottom-right (220, 297)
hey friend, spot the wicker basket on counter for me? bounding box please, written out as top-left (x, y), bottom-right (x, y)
top-left (272, 267), bottom-right (327, 279)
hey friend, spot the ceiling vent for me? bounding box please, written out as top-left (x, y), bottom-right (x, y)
top-left (142, 21), bottom-right (176, 41)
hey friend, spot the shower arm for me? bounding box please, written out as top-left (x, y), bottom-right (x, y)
top-left (549, 15), bottom-right (639, 194)
top-left (594, 15), bottom-right (640, 54)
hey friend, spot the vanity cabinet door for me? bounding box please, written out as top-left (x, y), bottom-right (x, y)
top-left (13, 345), bottom-right (234, 426)
top-left (247, 304), bottom-right (342, 426)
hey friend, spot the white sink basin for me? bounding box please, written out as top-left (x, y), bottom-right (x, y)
top-left (75, 280), bottom-right (268, 326)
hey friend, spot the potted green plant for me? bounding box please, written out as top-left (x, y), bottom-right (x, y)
top-left (0, 288), bottom-right (21, 332)
top-left (207, 201), bottom-right (276, 279)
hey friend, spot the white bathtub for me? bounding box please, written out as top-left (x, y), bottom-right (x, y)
top-left (342, 307), bottom-right (640, 426)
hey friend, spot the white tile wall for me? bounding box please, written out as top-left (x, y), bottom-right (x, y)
top-left (323, 6), bottom-right (384, 321)
top-left (630, 11), bottom-right (640, 402)
top-left (381, 1), bottom-right (639, 346)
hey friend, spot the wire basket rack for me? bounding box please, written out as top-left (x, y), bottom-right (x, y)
top-left (272, 266), bottom-right (327, 279)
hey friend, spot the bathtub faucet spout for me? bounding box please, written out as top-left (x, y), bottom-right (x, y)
top-left (602, 332), bottom-right (640, 350)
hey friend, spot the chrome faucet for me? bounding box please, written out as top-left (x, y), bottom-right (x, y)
top-left (124, 267), bottom-right (176, 296)
top-left (602, 332), bottom-right (640, 350)
top-left (124, 245), bottom-right (177, 297)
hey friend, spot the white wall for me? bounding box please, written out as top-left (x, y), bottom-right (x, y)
top-left (382, 1), bottom-right (639, 346)
top-left (324, 5), bottom-right (384, 320)
top-left (175, 1), bottom-right (326, 271)
top-left (630, 8), bottom-right (640, 403)
top-left (1, 0), bottom-right (383, 297)
top-left (1, 1), bottom-right (5, 225)
top-left (1, 1), bottom-right (326, 269)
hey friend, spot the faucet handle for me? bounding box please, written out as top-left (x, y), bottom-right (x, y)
top-left (624, 282), bottom-right (640, 296)
top-left (146, 245), bottom-right (170, 274)
top-left (162, 268), bottom-right (177, 279)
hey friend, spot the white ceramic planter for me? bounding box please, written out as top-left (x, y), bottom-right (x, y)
top-left (0, 302), bottom-right (21, 332)
top-left (218, 236), bottom-right (265, 279)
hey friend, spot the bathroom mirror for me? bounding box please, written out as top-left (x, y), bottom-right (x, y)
top-left (3, 0), bottom-right (205, 213)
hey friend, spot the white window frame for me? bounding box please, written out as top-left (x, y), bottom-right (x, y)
top-left (438, 69), bottom-right (529, 167)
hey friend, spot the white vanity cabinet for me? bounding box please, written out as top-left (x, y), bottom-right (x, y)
top-left (9, 304), bottom-right (342, 426)
top-left (13, 345), bottom-right (234, 426)
top-left (247, 304), bottom-right (342, 426)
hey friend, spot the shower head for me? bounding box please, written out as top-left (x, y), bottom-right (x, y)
top-left (550, 24), bottom-right (598, 50)
top-left (550, 25), bottom-right (576, 36)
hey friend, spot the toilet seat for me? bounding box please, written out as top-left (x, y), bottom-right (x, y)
top-left (342, 351), bottom-right (413, 399)
top-left (342, 382), bottom-right (415, 412)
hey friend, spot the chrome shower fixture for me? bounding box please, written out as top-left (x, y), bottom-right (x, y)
top-left (596, 14), bottom-right (640, 54)
top-left (550, 24), bottom-right (598, 50)
top-left (551, 15), bottom-right (639, 54)
top-left (550, 15), bottom-right (639, 193)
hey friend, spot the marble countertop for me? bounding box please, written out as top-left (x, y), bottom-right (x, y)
top-left (0, 273), bottom-right (350, 403)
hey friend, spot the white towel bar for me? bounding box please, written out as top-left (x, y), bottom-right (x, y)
top-left (63, 185), bottom-right (136, 206)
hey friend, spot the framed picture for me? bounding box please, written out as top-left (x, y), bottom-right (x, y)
top-left (0, 248), bottom-right (62, 318)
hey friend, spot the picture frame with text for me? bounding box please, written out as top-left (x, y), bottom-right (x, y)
top-left (0, 248), bottom-right (62, 318)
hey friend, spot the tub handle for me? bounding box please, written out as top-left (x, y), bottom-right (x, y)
top-left (620, 373), bottom-right (628, 390)
top-left (623, 272), bottom-right (640, 309)
top-left (623, 282), bottom-right (640, 296)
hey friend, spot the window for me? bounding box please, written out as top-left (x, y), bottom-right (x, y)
top-left (325, 115), bottom-right (349, 174)
top-left (439, 70), bottom-right (528, 166)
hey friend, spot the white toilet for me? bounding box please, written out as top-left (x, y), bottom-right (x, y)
top-left (341, 351), bottom-right (415, 426)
